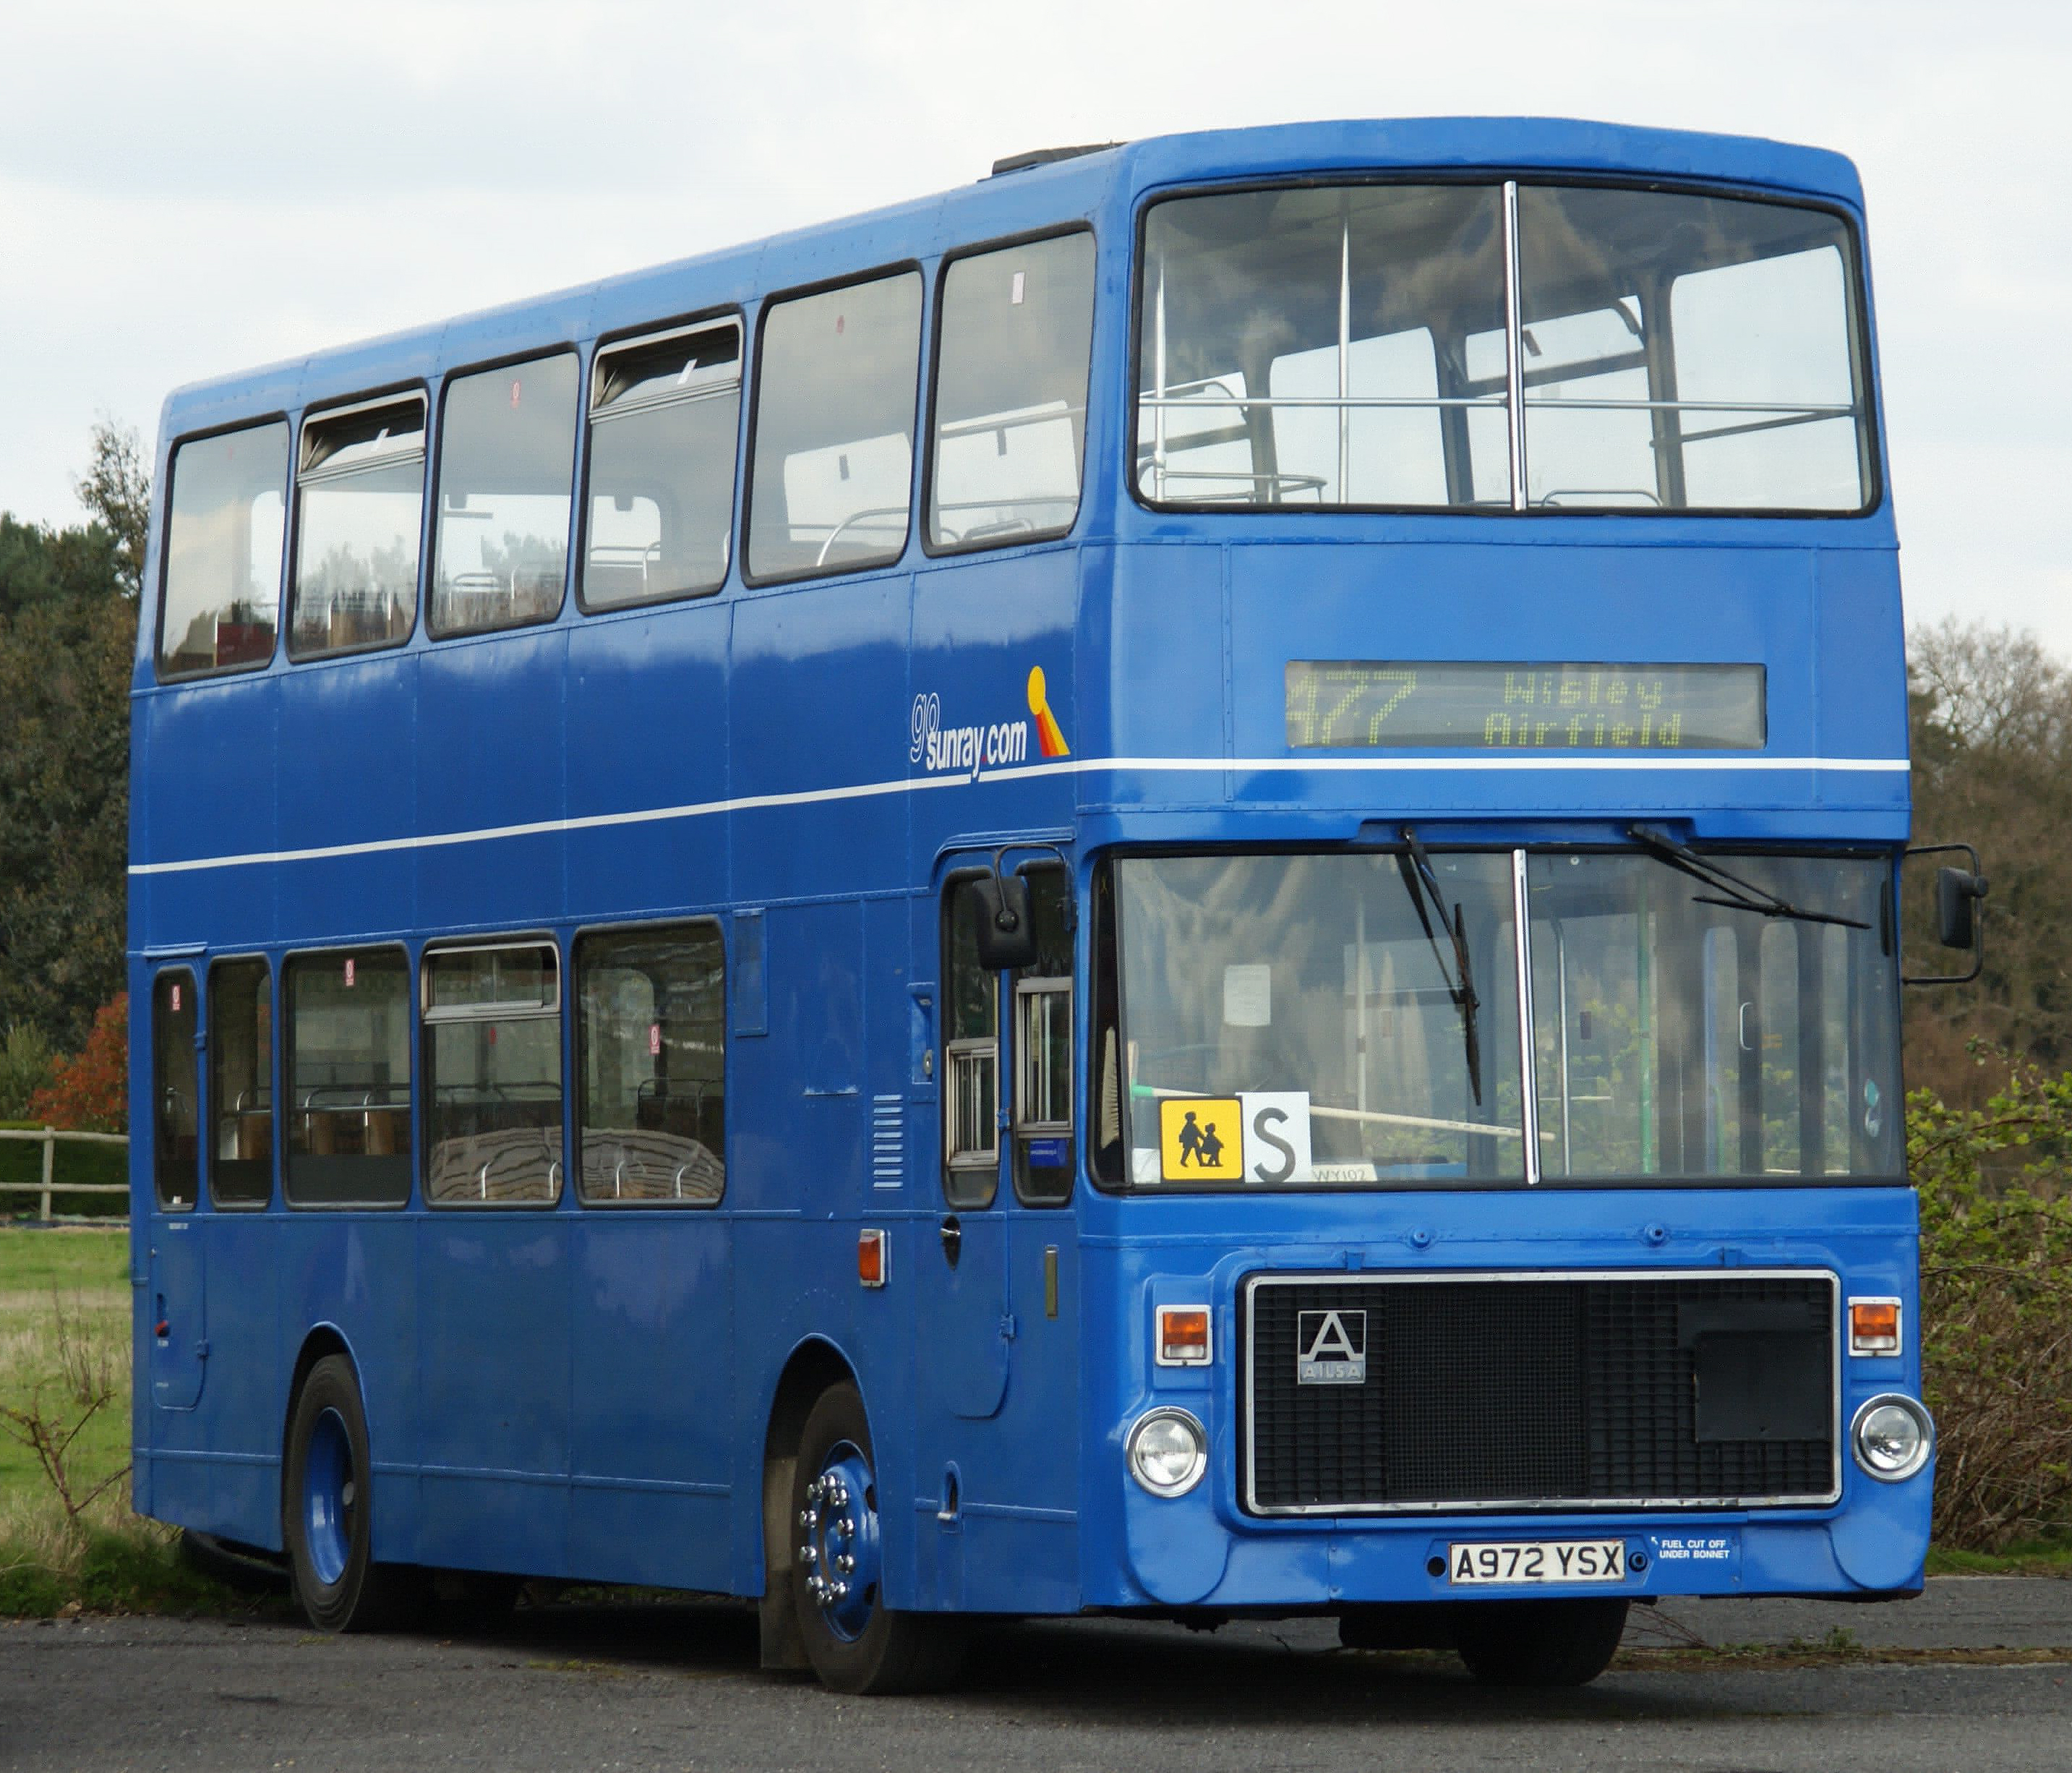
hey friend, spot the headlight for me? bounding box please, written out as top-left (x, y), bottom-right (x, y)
top-left (1851, 1393), bottom-right (1933, 1482)
top-left (1126, 1407), bottom-right (1207, 1497)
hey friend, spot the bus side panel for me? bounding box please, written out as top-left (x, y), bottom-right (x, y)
top-left (416, 1216), bottom-right (573, 1576)
top-left (568, 1213), bottom-right (735, 1592)
top-left (857, 891), bottom-right (923, 1609)
top-left (565, 599), bottom-right (732, 918)
top-left (416, 631), bottom-right (567, 934)
top-left (276, 656), bottom-right (417, 942)
top-left (1814, 547), bottom-right (1909, 763)
top-left (279, 1216), bottom-right (422, 1565)
top-left (727, 575), bottom-right (911, 905)
top-left (190, 1208), bottom-right (286, 1547)
top-left (136, 678), bottom-right (278, 950)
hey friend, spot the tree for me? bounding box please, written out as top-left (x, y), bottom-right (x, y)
top-left (0, 426), bottom-right (143, 1054)
top-left (27, 995), bottom-right (127, 1135)
top-left (1906, 619), bottom-right (2072, 1105)
top-left (72, 419), bottom-right (149, 599)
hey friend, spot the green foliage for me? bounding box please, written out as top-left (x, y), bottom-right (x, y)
top-left (0, 1026), bottom-right (55, 1119)
top-left (1909, 1063), bottom-right (2072, 1548)
top-left (0, 1523), bottom-right (261, 1619)
top-left (72, 422), bottom-right (150, 599)
top-left (0, 529), bottom-right (135, 1056)
top-left (1906, 620), bottom-right (2072, 1106)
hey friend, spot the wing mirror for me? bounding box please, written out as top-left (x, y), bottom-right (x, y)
top-left (971, 871), bottom-right (1038, 971)
top-left (1903, 842), bottom-right (1987, 986)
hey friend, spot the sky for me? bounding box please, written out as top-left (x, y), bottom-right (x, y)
top-left (1, 0), bottom-right (2065, 649)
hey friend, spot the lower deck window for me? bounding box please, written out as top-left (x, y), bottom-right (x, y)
top-left (575, 924), bottom-right (725, 1204)
top-left (153, 970), bottom-right (199, 1210)
top-left (285, 949), bottom-right (411, 1207)
top-left (422, 943), bottom-right (563, 1205)
top-left (210, 958), bottom-right (273, 1206)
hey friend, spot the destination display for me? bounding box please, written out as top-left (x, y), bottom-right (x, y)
top-left (1284, 661), bottom-right (1766, 751)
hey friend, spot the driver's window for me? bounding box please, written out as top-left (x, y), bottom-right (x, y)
top-left (942, 881), bottom-right (998, 1206)
top-left (1012, 867), bottom-right (1074, 1204)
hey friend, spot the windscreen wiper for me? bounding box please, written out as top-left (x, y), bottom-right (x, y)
top-left (1397, 828), bottom-right (1483, 1105)
top-left (1627, 825), bottom-right (1870, 931)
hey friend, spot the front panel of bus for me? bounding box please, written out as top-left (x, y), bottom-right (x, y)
top-left (1071, 162), bottom-right (1925, 1615)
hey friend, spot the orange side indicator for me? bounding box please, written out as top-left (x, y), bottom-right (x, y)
top-left (1849, 1297), bottom-right (1900, 1354)
top-left (1157, 1305), bottom-right (1212, 1366)
top-left (858, 1229), bottom-right (888, 1289)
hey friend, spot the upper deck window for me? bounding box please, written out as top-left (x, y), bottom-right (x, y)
top-left (583, 320), bottom-right (741, 609)
top-left (1516, 187), bottom-right (1865, 510)
top-left (431, 353), bottom-right (579, 636)
top-left (290, 394), bottom-right (425, 657)
top-left (1136, 181), bottom-right (1870, 516)
top-left (157, 421), bottom-right (290, 678)
top-left (748, 270), bottom-right (922, 581)
top-left (928, 232), bottom-right (1096, 552)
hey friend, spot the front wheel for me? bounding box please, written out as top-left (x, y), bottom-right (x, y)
top-left (1452, 1597), bottom-right (1630, 1686)
top-left (789, 1383), bottom-right (964, 1694)
top-left (283, 1355), bottom-right (426, 1633)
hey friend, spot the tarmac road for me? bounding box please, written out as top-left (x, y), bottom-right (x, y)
top-left (6, 1579), bottom-right (2071, 1773)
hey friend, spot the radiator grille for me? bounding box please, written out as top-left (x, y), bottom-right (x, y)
top-left (1243, 1272), bottom-right (1836, 1514)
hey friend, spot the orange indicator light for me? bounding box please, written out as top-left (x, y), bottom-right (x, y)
top-left (1849, 1297), bottom-right (1900, 1354)
top-left (1157, 1305), bottom-right (1212, 1366)
top-left (858, 1229), bottom-right (887, 1289)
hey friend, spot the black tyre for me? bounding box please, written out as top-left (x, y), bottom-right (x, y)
top-left (788, 1383), bottom-right (964, 1694)
top-left (1452, 1597), bottom-right (1630, 1686)
top-left (283, 1354), bottom-right (426, 1633)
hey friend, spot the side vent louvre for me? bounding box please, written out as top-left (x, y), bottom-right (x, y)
top-left (872, 1095), bottom-right (904, 1188)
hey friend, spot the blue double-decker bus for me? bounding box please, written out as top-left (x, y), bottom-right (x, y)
top-left (130, 119), bottom-right (1961, 1691)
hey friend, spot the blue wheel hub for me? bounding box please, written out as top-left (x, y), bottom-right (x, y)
top-left (797, 1441), bottom-right (880, 1641)
top-left (302, 1406), bottom-right (356, 1588)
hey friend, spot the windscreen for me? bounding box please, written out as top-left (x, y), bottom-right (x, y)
top-left (1113, 853), bottom-right (1525, 1187)
top-left (1528, 853), bottom-right (1901, 1179)
top-left (1105, 849), bottom-right (1901, 1190)
top-left (1137, 181), bottom-right (1870, 513)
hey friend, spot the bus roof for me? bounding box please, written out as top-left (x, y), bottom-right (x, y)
top-left (158, 116), bottom-right (1865, 443)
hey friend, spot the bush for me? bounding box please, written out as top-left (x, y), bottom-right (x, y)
top-left (0, 1025), bottom-right (54, 1119)
top-left (1910, 1064), bottom-right (2072, 1550)
top-left (28, 994), bottom-right (126, 1135)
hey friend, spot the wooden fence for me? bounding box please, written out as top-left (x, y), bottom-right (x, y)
top-left (0, 1127), bottom-right (129, 1221)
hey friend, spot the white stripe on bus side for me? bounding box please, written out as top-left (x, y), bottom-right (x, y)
top-left (127, 752), bottom-right (1910, 879)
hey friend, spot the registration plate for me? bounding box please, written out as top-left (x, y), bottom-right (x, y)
top-left (1447, 1539), bottom-right (1626, 1586)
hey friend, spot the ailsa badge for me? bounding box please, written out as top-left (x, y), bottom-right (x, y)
top-left (1296, 1309), bottom-right (1367, 1385)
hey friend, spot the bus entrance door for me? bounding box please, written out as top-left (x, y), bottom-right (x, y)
top-left (925, 873), bottom-right (1012, 1421)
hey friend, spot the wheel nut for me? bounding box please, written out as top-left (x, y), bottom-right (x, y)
top-left (836, 1553), bottom-right (855, 1573)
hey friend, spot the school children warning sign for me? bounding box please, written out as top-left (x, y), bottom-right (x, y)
top-left (1157, 1093), bottom-right (1314, 1184)
top-left (1160, 1098), bottom-right (1241, 1179)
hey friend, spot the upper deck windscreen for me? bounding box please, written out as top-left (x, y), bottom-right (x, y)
top-left (1136, 181), bottom-right (1870, 514)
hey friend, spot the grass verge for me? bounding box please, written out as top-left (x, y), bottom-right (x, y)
top-left (0, 1225), bottom-right (272, 1618)
top-left (1927, 1540), bottom-right (2072, 1577)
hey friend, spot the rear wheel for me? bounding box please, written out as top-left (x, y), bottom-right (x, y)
top-left (1452, 1597), bottom-right (1630, 1686)
top-left (283, 1355), bottom-right (426, 1633)
top-left (789, 1383), bottom-right (964, 1694)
